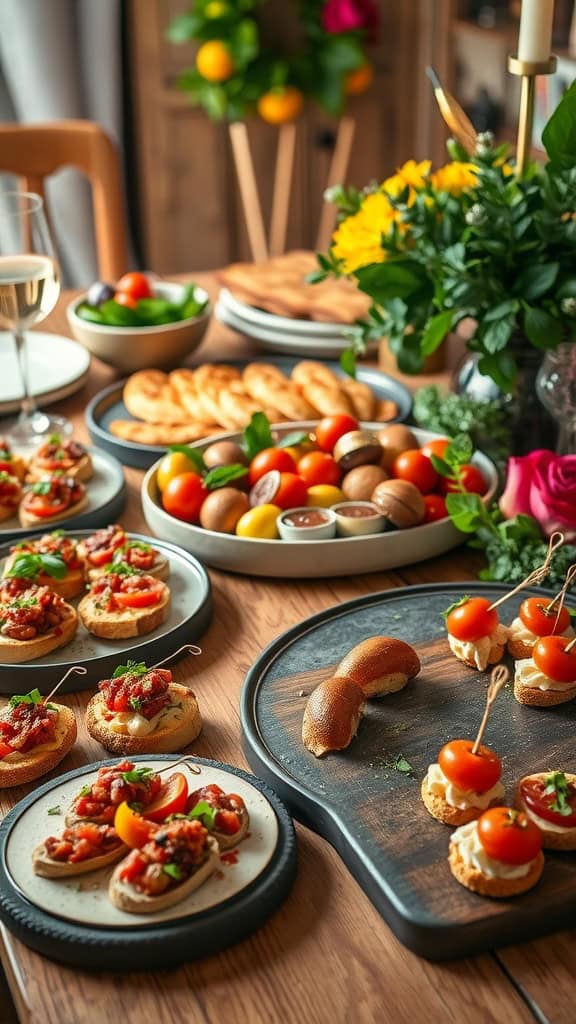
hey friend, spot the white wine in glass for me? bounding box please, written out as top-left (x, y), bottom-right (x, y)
top-left (0, 191), bottom-right (70, 443)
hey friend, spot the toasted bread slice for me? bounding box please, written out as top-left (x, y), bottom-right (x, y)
top-left (2, 553), bottom-right (85, 601)
top-left (108, 836), bottom-right (219, 914)
top-left (515, 773), bottom-right (576, 850)
top-left (77, 586), bottom-right (170, 639)
top-left (0, 503), bottom-right (18, 524)
top-left (32, 837), bottom-right (127, 877)
top-left (0, 704), bottom-right (77, 788)
top-left (85, 683), bottom-right (202, 755)
top-left (507, 637), bottom-right (534, 660)
top-left (19, 493), bottom-right (89, 529)
top-left (0, 604), bottom-right (78, 664)
top-left (420, 777), bottom-right (487, 827)
top-left (27, 452), bottom-right (93, 484)
top-left (513, 676), bottom-right (576, 707)
top-left (449, 841), bottom-right (544, 898)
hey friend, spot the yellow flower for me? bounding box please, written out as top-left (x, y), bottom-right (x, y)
top-left (382, 160), bottom-right (431, 204)
top-left (332, 191), bottom-right (396, 274)
top-left (430, 161), bottom-right (478, 195)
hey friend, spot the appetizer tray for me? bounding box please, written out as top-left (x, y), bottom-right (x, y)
top-left (0, 447), bottom-right (126, 541)
top-left (0, 756), bottom-right (297, 969)
top-left (85, 357), bottom-right (413, 469)
top-left (0, 531), bottom-right (212, 691)
top-left (141, 426), bottom-right (498, 578)
top-left (241, 582), bottom-right (576, 960)
top-left (0, 332), bottom-right (91, 415)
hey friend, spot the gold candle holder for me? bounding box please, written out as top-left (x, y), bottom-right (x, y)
top-left (507, 55), bottom-right (557, 175)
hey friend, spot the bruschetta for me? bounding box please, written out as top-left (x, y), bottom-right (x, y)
top-left (87, 539), bottom-right (169, 583)
top-left (65, 760), bottom-right (165, 827)
top-left (6, 532), bottom-right (85, 600)
top-left (27, 436), bottom-right (93, 482)
top-left (77, 569), bottom-right (170, 639)
top-left (186, 783), bottom-right (248, 850)
top-left (0, 585), bottom-right (78, 663)
top-left (0, 685), bottom-right (77, 787)
top-left (85, 664), bottom-right (201, 754)
top-left (32, 822), bottom-right (126, 877)
top-left (77, 524), bottom-right (127, 569)
top-left (515, 771), bottom-right (576, 850)
top-left (0, 439), bottom-right (26, 482)
top-left (19, 476), bottom-right (88, 528)
top-left (108, 819), bottom-right (219, 914)
top-left (0, 471), bottom-right (22, 523)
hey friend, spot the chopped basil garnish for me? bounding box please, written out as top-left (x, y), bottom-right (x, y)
top-left (47, 805), bottom-right (61, 815)
top-left (544, 771), bottom-right (573, 816)
top-left (78, 784), bottom-right (92, 797)
top-left (163, 863), bottom-right (183, 880)
top-left (9, 687), bottom-right (43, 708)
top-left (442, 595), bottom-right (471, 620)
top-left (187, 800), bottom-right (218, 829)
top-left (112, 660), bottom-right (148, 679)
top-left (121, 766), bottom-right (155, 784)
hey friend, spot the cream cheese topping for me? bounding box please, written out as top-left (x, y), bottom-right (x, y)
top-left (425, 763), bottom-right (504, 810)
top-left (95, 703), bottom-right (183, 737)
top-left (508, 616), bottom-right (574, 645)
top-left (514, 658), bottom-right (576, 692)
top-left (450, 820), bottom-right (532, 879)
top-left (448, 622), bottom-right (508, 671)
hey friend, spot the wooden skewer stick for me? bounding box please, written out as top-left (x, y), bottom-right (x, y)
top-left (315, 115), bottom-right (356, 252)
top-left (270, 122), bottom-right (297, 257)
top-left (152, 644), bottom-right (201, 670)
top-left (546, 564), bottom-right (576, 632)
top-left (158, 755), bottom-right (202, 776)
top-left (565, 634), bottom-right (576, 654)
top-left (229, 122), bottom-right (269, 263)
top-left (44, 665), bottom-right (87, 705)
top-left (471, 664), bottom-right (510, 755)
top-left (488, 531), bottom-right (565, 611)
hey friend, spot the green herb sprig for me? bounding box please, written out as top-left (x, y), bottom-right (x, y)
top-left (544, 772), bottom-right (574, 816)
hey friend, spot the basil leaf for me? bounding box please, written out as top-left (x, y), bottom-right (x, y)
top-left (203, 464), bottom-right (248, 490)
top-left (9, 687), bottom-right (43, 708)
top-left (32, 481), bottom-right (52, 496)
top-left (163, 863), bottom-right (183, 880)
top-left (339, 347), bottom-right (357, 379)
top-left (277, 432), bottom-right (309, 449)
top-left (187, 800), bottom-right (218, 829)
top-left (79, 784), bottom-right (92, 797)
top-left (113, 660), bottom-right (148, 679)
top-left (168, 444), bottom-right (205, 474)
top-left (47, 806), bottom-right (61, 816)
top-left (39, 553), bottom-right (68, 579)
top-left (445, 493), bottom-right (487, 533)
top-left (243, 412), bottom-right (274, 460)
top-left (121, 767), bottom-right (155, 784)
top-left (442, 595), bottom-right (471, 620)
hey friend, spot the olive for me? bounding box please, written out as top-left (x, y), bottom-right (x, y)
top-left (86, 281), bottom-right (115, 307)
top-left (377, 424), bottom-right (419, 472)
top-left (203, 440), bottom-right (247, 469)
top-left (199, 488), bottom-right (249, 533)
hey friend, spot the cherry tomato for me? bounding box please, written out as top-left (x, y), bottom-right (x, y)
top-left (533, 635), bottom-right (576, 684)
top-left (438, 739), bottom-right (501, 793)
top-left (157, 450), bottom-right (201, 492)
top-left (249, 448), bottom-right (297, 486)
top-left (162, 472), bottom-right (208, 523)
top-left (115, 271), bottom-right (153, 301)
top-left (421, 437), bottom-right (450, 459)
top-left (297, 451), bottom-right (341, 487)
top-left (392, 450), bottom-right (438, 494)
top-left (315, 414), bottom-right (359, 453)
top-left (423, 494), bottom-right (448, 523)
top-left (143, 773), bottom-right (189, 822)
top-left (250, 470), bottom-right (308, 510)
top-left (113, 582), bottom-right (164, 609)
top-left (519, 596), bottom-right (570, 637)
top-left (440, 464), bottom-right (486, 496)
top-left (114, 802), bottom-right (157, 849)
top-left (306, 484), bottom-right (345, 508)
top-left (477, 807), bottom-right (542, 865)
top-left (520, 775), bottom-right (576, 828)
top-left (446, 596), bottom-right (499, 643)
top-left (113, 291), bottom-right (138, 309)
top-left (235, 504), bottom-right (281, 538)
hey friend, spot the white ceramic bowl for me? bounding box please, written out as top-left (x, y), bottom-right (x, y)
top-left (66, 281), bottom-right (211, 372)
top-left (141, 424), bottom-right (499, 579)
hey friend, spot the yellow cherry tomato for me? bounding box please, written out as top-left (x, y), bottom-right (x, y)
top-left (306, 484), bottom-right (345, 508)
top-left (282, 439), bottom-right (318, 463)
top-left (114, 802), bottom-right (156, 849)
top-left (235, 503), bottom-right (282, 539)
top-left (157, 450), bottom-right (200, 492)
top-left (196, 40), bottom-right (235, 83)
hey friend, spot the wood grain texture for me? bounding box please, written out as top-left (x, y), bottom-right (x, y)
top-left (0, 282), bottom-right (549, 1023)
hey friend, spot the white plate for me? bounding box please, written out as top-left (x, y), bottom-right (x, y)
top-left (0, 332), bottom-right (91, 414)
top-left (141, 425), bottom-right (498, 579)
top-left (5, 758), bottom-right (278, 928)
top-left (216, 302), bottom-right (377, 359)
top-left (219, 288), bottom-right (353, 336)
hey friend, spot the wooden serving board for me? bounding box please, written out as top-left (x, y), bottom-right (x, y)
top-left (240, 582), bottom-right (576, 961)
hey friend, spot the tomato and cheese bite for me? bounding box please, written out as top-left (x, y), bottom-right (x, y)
top-left (77, 524), bottom-right (127, 570)
top-left (449, 807), bottom-right (544, 898)
top-left (0, 471), bottom-right (22, 522)
top-left (445, 596), bottom-right (508, 670)
top-left (87, 539), bottom-right (169, 583)
top-left (514, 635), bottom-right (576, 706)
top-left (507, 596), bottom-right (574, 660)
top-left (77, 566), bottom-right (170, 639)
top-left (0, 685), bottom-right (77, 787)
top-left (186, 783), bottom-right (249, 849)
top-left (32, 822), bottom-right (126, 878)
top-left (0, 584), bottom-right (78, 663)
top-left (27, 435), bottom-right (93, 482)
top-left (421, 738), bottom-right (505, 826)
top-left (515, 771), bottom-right (576, 851)
top-left (66, 761), bottom-right (164, 826)
top-left (19, 476), bottom-right (87, 528)
top-left (0, 439), bottom-right (26, 482)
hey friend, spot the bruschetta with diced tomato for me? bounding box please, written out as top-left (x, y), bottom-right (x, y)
top-left (77, 567), bottom-right (170, 639)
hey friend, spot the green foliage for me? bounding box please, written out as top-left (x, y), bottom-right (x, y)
top-left (77, 284), bottom-right (207, 328)
top-left (412, 385), bottom-right (511, 463)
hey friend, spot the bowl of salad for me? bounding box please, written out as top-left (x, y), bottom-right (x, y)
top-left (67, 272), bottom-right (211, 372)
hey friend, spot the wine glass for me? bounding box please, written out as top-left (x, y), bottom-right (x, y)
top-left (0, 190), bottom-right (70, 444)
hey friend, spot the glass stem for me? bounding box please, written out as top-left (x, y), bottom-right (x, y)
top-left (13, 330), bottom-right (36, 420)
top-left (557, 420), bottom-right (576, 456)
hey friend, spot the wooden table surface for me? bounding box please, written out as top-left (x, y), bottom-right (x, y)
top-left (0, 276), bottom-right (573, 1024)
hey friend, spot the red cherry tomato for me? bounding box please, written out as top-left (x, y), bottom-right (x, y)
top-left (438, 739), bottom-right (501, 793)
top-left (446, 596), bottom-right (499, 643)
top-left (392, 449), bottom-right (438, 494)
top-left (143, 773), bottom-right (189, 823)
top-left (440, 464), bottom-right (486, 495)
top-left (115, 271), bottom-right (153, 301)
top-left (477, 807), bottom-right (542, 865)
top-left (519, 596), bottom-right (570, 637)
top-left (162, 472), bottom-right (208, 523)
top-left (113, 583), bottom-right (164, 609)
top-left (297, 451), bottom-right (341, 487)
top-left (249, 448), bottom-right (297, 486)
top-left (533, 635), bottom-right (576, 684)
top-left (315, 414), bottom-right (359, 453)
top-left (113, 291), bottom-right (138, 309)
top-left (274, 472), bottom-right (309, 509)
top-left (423, 494), bottom-right (448, 523)
top-left (520, 775), bottom-right (576, 828)
top-left (421, 437), bottom-right (450, 459)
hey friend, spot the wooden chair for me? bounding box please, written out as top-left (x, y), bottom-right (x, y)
top-left (0, 120), bottom-right (128, 281)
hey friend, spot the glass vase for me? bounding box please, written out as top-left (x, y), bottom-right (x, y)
top-left (536, 343), bottom-right (576, 454)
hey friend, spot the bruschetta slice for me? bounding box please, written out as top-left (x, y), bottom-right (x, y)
top-left (65, 761), bottom-right (165, 827)
top-left (186, 783), bottom-right (249, 850)
top-left (0, 471), bottom-right (22, 523)
top-left (0, 438), bottom-right (27, 482)
top-left (78, 569), bottom-right (170, 639)
top-left (77, 524), bottom-right (127, 570)
top-left (27, 436), bottom-right (93, 482)
top-left (108, 819), bottom-right (219, 914)
top-left (32, 822), bottom-right (126, 877)
top-left (19, 477), bottom-right (88, 528)
top-left (0, 686), bottom-right (77, 787)
top-left (0, 585), bottom-right (78, 663)
top-left (87, 539), bottom-right (169, 583)
top-left (6, 532), bottom-right (85, 600)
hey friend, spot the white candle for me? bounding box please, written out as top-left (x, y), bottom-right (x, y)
top-left (518, 0), bottom-right (554, 63)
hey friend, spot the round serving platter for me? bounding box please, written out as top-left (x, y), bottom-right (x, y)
top-left (0, 755), bottom-right (297, 969)
top-left (0, 530), bottom-right (212, 691)
top-left (0, 332), bottom-right (91, 416)
top-left (85, 356), bottom-right (413, 469)
top-left (0, 447), bottom-right (126, 542)
top-left (240, 582), bottom-right (576, 961)
top-left (141, 426), bottom-right (498, 578)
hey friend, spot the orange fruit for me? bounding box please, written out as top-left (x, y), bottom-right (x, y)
top-left (257, 86), bottom-right (304, 125)
top-left (196, 40), bottom-right (235, 83)
top-left (344, 62), bottom-right (374, 97)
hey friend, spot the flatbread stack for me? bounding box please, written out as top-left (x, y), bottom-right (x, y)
top-left (109, 362), bottom-right (399, 446)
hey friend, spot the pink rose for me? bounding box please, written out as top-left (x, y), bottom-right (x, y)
top-left (321, 0), bottom-right (380, 39)
top-left (499, 450), bottom-right (576, 542)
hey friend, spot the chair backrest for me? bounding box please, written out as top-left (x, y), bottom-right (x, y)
top-left (0, 120), bottom-right (128, 281)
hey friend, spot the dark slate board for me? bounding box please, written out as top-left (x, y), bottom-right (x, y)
top-left (240, 582), bottom-right (576, 961)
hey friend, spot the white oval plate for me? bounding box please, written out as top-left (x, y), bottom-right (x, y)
top-left (216, 299), bottom-right (377, 359)
top-left (141, 424), bottom-right (498, 579)
top-left (218, 287), bottom-right (353, 336)
top-left (0, 332), bottom-right (91, 414)
top-left (5, 758), bottom-right (278, 928)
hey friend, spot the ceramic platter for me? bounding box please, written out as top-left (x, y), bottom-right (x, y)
top-left (0, 332), bottom-right (91, 415)
top-left (241, 582), bottom-right (576, 961)
top-left (0, 448), bottom-right (126, 542)
top-left (141, 426), bottom-right (498, 578)
top-left (0, 756), bottom-right (297, 968)
top-left (85, 356), bottom-right (413, 469)
top-left (0, 531), bottom-right (212, 691)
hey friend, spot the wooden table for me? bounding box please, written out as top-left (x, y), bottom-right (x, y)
top-left (0, 277), bottom-right (573, 1024)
